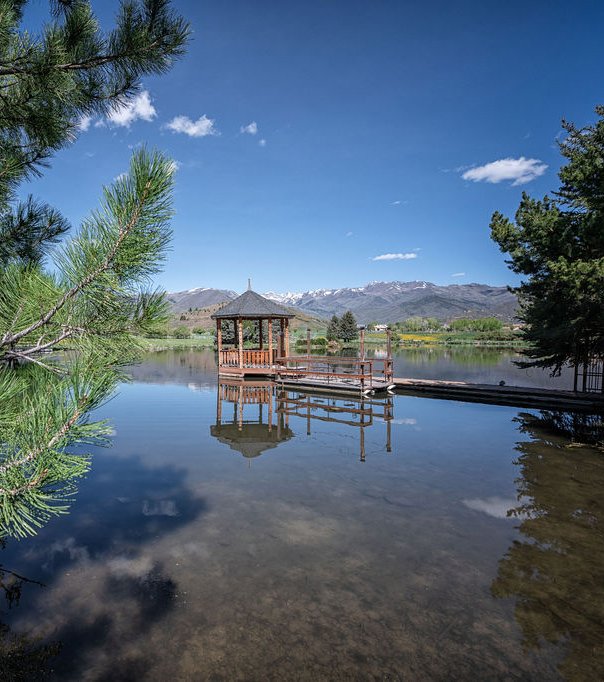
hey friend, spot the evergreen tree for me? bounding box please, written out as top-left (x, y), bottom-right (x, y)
top-left (0, 1), bottom-right (189, 538)
top-left (338, 311), bottom-right (359, 343)
top-left (326, 314), bottom-right (340, 341)
top-left (490, 106), bottom-right (604, 376)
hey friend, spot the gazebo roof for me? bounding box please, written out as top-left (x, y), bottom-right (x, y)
top-left (211, 289), bottom-right (295, 319)
top-left (210, 423), bottom-right (294, 458)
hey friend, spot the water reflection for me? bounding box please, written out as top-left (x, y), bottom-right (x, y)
top-left (4, 350), bottom-right (604, 679)
top-left (492, 411), bottom-right (604, 680)
top-left (211, 380), bottom-right (394, 462)
top-left (1, 539), bottom-right (61, 679)
top-left (211, 381), bottom-right (294, 460)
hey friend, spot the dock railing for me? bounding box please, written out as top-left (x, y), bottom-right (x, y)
top-left (274, 355), bottom-right (394, 391)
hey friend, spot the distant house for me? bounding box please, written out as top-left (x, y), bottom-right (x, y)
top-left (373, 324), bottom-right (389, 332)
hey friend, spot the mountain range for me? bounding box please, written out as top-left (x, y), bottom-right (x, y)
top-left (167, 281), bottom-right (518, 323)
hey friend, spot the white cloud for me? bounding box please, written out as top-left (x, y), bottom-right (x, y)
top-left (77, 114), bottom-right (92, 132)
top-left (451, 272), bottom-right (465, 277)
top-left (107, 90), bottom-right (156, 128)
top-left (258, 138), bottom-right (267, 147)
top-left (345, 231), bottom-right (353, 237)
top-left (391, 200), bottom-right (401, 205)
top-left (372, 253), bottom-right (418, 261)
top-left (463, 497), bottom-right (519, 519)
top-left (166, 114), bottom-right (218, 138)
top-left (462, 157), bottom-right (547, 186)
top-left (241, 121), bottom-right (258, 135)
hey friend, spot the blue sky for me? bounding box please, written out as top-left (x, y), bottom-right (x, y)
top-left (22, 0), bottom-right (604, 293)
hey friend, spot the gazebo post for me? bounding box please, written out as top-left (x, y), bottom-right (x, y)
top-left (238, 317), bottom-right (243, 369)
top-left (279, 319), bottom-right (285, 358)
top-left (259, 319), bottom-right (263, 351)
top-left (216, 319), bottom-right (222, 367)
top-left (268, 317), bottom-right (273, 366)
top-left (237, 384), bottom-right (243, 431)
top-left (268, 384), bottom-right (273, 431)
top-left (284, 318), bottom-right (290, 357)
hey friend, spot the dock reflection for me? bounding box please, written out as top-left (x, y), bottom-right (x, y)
top-left (211, 380), bottom-right (394, 461)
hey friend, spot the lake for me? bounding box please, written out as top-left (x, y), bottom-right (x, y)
top-left (1, 349), bottom-right (602, 680)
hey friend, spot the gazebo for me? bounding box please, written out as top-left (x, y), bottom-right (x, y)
top-left (211, 286), bottom-right (295, 377)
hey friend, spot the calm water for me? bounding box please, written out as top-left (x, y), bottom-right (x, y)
top-left (367, 346), bottom-right (574, 389)
top-left (1, 350), bottom-right (603, 680)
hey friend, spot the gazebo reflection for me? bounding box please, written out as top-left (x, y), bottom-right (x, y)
top-left (211, 380), bottom-right (294, 461)
top-left (211, 380), bottom-right (394, 462)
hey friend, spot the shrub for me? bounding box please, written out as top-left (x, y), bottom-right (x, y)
top-left (145, 328), bottom-right (168, 339)
top-left (172, 326), bottom-right (191, 339)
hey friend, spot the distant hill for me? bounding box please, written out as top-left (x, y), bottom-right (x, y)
top-left (167, 287), bottom-right (238, 312)
top-left (167, 280), bottom-right (518, 324)
top-left (171, 302), bottom-right (326, 333)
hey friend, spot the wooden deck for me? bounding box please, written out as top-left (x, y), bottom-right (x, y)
top-left (218, 354), bottom-right (396, 394)
top-left (276, 374), bottom-right (394, 396)
top-left (219, 365), bottom-right (277, 378)
top-left (394, 378), bottom-right (604, 411)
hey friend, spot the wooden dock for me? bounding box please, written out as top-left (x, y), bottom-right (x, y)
top-left (276, 374), bottom-right (394, 396)
top-left (393, 378), bottom-right (604, 411)
top-left (275, 355), bottom-right (394, 395)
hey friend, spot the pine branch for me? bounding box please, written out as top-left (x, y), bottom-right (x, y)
top-left (0, 39), bottom-right (163, 76)
top-left (4, 350), bottom-right (67, 375)
top-left (0, 400), bottom-right (86, 479)
top-left (1, 172), bottom-right (153, 349)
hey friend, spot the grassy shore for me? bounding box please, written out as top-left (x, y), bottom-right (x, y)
top-left (137, 335), bottom-right (214, 351)
top-left (322, 332), bottom-right (529, 348)
top-left (138, 331), bottom-right (528, 353)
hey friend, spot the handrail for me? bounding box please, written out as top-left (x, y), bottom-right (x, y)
top-left (219, 348), bottom-right (276, 367)
top-left (275, 354), bottom-right (393, 385)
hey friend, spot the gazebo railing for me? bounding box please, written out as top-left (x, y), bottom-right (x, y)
top-left (219, 349), bottom-right (277, 367)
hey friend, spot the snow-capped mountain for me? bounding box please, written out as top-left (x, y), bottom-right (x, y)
top-left (260, 281), bottom-right (517, 322)
top-left (167, 281), bottom-right (518, 322)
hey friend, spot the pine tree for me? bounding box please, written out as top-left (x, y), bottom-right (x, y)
top-left (326, 315), bottom-right (340, 341)
top-left (490, 105), bottom-right (604, 377)
top-left (338, 311), bottom-right (359, 343)
top-left (0, 1), bottom-right (189, 538)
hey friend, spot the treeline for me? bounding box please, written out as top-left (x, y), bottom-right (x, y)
top-left (381, 317), bottom-right (507, 333)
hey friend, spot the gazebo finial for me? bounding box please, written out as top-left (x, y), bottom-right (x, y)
top-left (248, 277), bottom-right (252, 291)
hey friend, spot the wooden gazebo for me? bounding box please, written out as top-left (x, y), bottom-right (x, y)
top-left (211, 287), bottom-right (295, 377)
